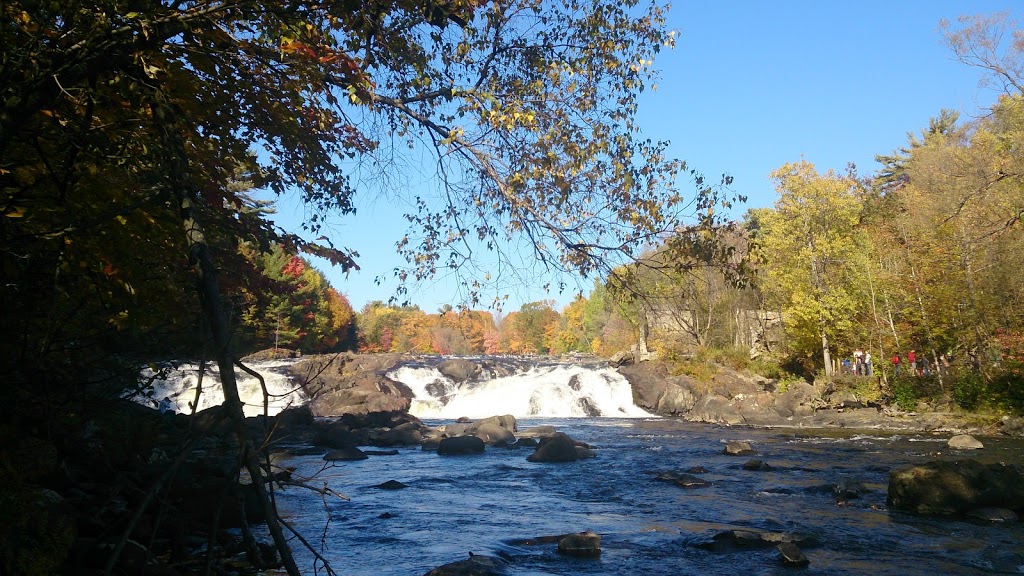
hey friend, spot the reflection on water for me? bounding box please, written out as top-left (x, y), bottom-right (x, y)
top-left (272, 419), bottom-right (1024, 575)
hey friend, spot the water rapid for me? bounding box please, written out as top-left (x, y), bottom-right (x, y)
top-left (136, 359), bottom-right (306, 416)
top-left (389, 360), bottom-right (652, 419)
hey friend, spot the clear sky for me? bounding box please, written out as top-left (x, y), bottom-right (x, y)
top-left (273, 0), bottom-right (1020, 315)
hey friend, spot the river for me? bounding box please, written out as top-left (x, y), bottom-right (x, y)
top-left (142, 357), bottom-right (1024, 575)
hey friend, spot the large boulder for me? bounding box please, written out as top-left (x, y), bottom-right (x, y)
top-left (526, 433), bottom-right (595, 463)
top-left (773, 381), bottom-right (819, 418)
top-left (424, 553), bottom-right (505, 575)
top-left (618, 361), bottom-right (698, 415)
top-left (437, 359), bottom-right (483, 383)
top-left (557, 531), bottom-right (601, 557)
top-left (437, 436), bottom-right (486, 455)
top-left (888, 459), bottom-right (1024, 515)
top-left (473, 422), bottom-right (515, 445)
top-left (293, 354), bottom-right (414, 417)
top-left (688, 395), bottom-right (743, 425)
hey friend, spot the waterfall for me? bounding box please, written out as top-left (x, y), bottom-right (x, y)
top-left (136, 360), bottom-right (306, 417)
top-left (389, 361), bottom-right (652, 419)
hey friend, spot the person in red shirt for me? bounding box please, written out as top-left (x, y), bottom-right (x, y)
top-left (907, 349), bottom-right (917, 375)
top-left (892, 353), bottom-right (902, 377)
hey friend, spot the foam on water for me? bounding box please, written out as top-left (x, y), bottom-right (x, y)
top-left (136, 360), bottom-right (306, 417)
top-left (390, 362), bottom-right (653, 419)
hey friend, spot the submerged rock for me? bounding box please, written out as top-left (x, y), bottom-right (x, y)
top-left (966, 507), bottom-right (1019, 522)
top-left (557, 531), bottom-right (602, 557)
top-left (742, 459), bottom-right (773, 471)
top-left (323, 446), bottom-right (368, 461)
top-left (697, 529), bottom-right (819, 552)
top-left (375, 480), bottom-right (408, 490)
top-left (653, 470), bottom-right (712, 488)
top-left (777, 542), bottom-right (810, 566)
top-left (888, 459), bottom-right (1024, 515)
top-left (424, 553), bottom-right (505, 575)
top-left (723, 440), bottom-right (756, 456)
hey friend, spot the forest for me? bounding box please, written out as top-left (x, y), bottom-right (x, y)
top-left (2, 1), bottom-right (1022, 574)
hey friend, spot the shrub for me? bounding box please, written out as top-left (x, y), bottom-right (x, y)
top-left (890, 378), bottom-right (918, 412)
top-left (951, 369), bottom-right (984, 411)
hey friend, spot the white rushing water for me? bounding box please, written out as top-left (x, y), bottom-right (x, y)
top-left (389, 362), bottom-right (653, 419)
top-left (136, 360), bottom-right (306, 417)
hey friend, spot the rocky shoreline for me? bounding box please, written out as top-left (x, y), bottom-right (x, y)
top-left (285, 351), bottom-right (1024, 438)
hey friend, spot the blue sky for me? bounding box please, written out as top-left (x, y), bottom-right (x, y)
top-left (275, 1), bottom-right (1020, 314)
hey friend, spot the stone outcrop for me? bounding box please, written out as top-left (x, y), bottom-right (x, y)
top-left (618, 362), bottom-right (698, 415)
top-left (887, 459), bottom-right (1024, 515)
top-left (292, 353), bottom-right (414, 417)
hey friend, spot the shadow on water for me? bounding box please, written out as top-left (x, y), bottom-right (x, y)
top-left (272, 418), bottom-right (1024, 575)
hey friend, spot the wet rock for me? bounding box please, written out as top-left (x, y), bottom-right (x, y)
top-left (966, 507), bottom-right (1019, 522)
top-left (473, 422), bottom-right (515, 445)
top-left (371, 421), bottom-right (423, 446)
top-left (557, 531), bottom-right (601, 557)
top-left (697, 529), bottom-right (819, 552)
top-left (687, 466), bottom-right (709, 474)
top-left (473, 414), bottom-right (517, 432)
top-left (424, 553), bottom-right (505, 575)
top-left (375, 480), bottom-right (408, 490)
top-left (667, 473), bottom-right (711, 488)
top-left (777, 542), bottom-right (810, 566)
top-left (514, 437), bottom-right (539, 448)
top-left (948, 434), bottom-right (984, 450)
top-left (888, 459), bottom-right (1024, 515)
top-left (420, 436), bottom-right (443, 451)
top-left (437, 359), bottom-right (482, 383)
top-left (379, 512), bottom-right (397, 519)
top-left (437, 436), bottom-right (486, 455)
top-left (362, 449), bottom-right (400, 456)
top-left (834, 480), bottom-right (870, 501)
top-left (742, 459), bottom-right (773, 471)
top-left (518, 425), bottom-right (557, 438)
top-left (723, 440), bottom-right (756, 456)
top-left (526, 433), bottom-right (595, 463)
top-left (323, 446), bottom-right (368, 461)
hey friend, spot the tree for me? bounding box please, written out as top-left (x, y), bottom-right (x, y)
top-left (1, 0), bottom-right (716, 572)
top-left (754, 161), bottom-right (867, 375)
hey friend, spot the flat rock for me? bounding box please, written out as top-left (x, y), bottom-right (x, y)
top-left (723, 440), bottom-right (756, 456)
top-left (557, 531), bottom-right (601, 557)
top-left (948, 434), bottom-right (984, 450)
top-left (777, 542), bottom-right (810, 566)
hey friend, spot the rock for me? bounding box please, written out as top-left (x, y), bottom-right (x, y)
top-left (527, 433), bottom-right (595, 463)
top-left (697, 529), bottom-right (819, 552)
top-left (773, 381), bottom-right (819, 418)
top-left (834, 480), bottom-right (869, 501)
top-left (362, 449), bottom-right (400, 456)
top-left (723, 440), bottom-right (756, 456)
top-left (371, 422), bottom-right (423, 446)
top-left (671, 474), bottom-right (711, 488)
top-left (948, 434), bottom-right (984, 450)
top-left (437, 359), bottom-right (483, 383)
top-left (1000, 416), bottom-right (1024, 437)
top-left (742, 459), bottom-right (773, 471)
top-left (437, 436), bottom-right (486, 455)
top-left (323, 446), bottom-right (368, 461)
top-left (473, 422), bottom-right (515, 444)
top-left (608, 350), bottom-right (634, 367)
top-left (966, 507), bottom-right (1019, 522)
top-left (689, 395), bottom-right (743, 425)
top-left (518, 425), bottom-right (557, 438)
top-left (375, 480), bottom-right (408, 490)
top-left (473, 414), bottom-right (517, 432)
top-left (295, 354), bottom-right (414, 417)
top-left (687, 466), bottom-right (709, 474)
top-left (313, 421), bottom-right (361, 449)
top-left (777, 542), bottom-right (810, 566)
top-left (888, 459), bottom-right (1024, 515)
top-left (618, 361), bottom-right (698, 415)
top-left (424, 553), bottom-right (505, 575)
top-left (557, 531), bottom-right (601, 557)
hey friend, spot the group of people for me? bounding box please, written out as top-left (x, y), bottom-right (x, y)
top-left (891, 349), bottom-right (948, 377)
top-left (842, 347), bottom-right (951, 378)
top-left (842, 348), bottom-right (874, 376)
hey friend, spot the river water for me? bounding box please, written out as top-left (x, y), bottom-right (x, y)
top-left (271, 418), bottom-right (1024, 575)
top-left (141, 357), bottom-right (1024, 574)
